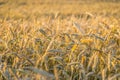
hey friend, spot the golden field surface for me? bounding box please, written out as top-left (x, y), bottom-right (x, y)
top-left (0, 0), bottom-right (120, 80)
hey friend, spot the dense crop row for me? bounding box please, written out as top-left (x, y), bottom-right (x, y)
top-left (0, 0), bottom-right (120, 80)
top-left (0, 15), bottom-right (120, 80)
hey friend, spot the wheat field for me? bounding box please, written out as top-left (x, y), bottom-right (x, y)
top-left (0, 0), bottom-right (120, 80)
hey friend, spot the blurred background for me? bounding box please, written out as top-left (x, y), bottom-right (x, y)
top-left (0, 0), bottom-right (120, 19)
